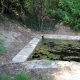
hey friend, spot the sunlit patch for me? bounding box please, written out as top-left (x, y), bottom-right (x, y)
top-left (51, 66), bottom-right (80, 80)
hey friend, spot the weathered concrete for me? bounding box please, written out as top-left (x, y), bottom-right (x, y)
top-left (43, 34), bottom-right (80, 40)
top-left (12, 37), bottom-right (41, 63)
top-left (25, 60), bottom-right (80, 70)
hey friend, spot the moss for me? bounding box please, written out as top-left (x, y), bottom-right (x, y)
top-left (28, 39), bottom-right (80, 62)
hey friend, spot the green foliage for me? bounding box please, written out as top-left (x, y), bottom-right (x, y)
top-left (48, 0), bottom-right (80, 31)
top-left (14, 72), bottom-right (29, 80)
top-left (0, 75), bottom-right (10, 80)
top-left (0, 39), bottom-right (6, 55)
top-left (0, 0), bottom-right (80, 31)
top-left (0, 72), bottom-right (30, 80)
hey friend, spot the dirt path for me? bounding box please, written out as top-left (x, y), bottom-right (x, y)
top-left (0, 22), bottom-right (80, 80)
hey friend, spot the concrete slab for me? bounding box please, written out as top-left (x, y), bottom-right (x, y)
top-left (25, 60), bottom-right (80, 70)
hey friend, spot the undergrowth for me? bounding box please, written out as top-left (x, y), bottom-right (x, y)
top-left (0, 72), bottom-right (30, 80)
top-left (0, 14), bottom-right (26, 27)
top-left (0, 14), bottom-right (56, 31)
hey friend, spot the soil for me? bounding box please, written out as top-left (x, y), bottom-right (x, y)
top-left (0, 21), bottom-right (80, 80)
top-left (0, 21), bottom-right (38, 65)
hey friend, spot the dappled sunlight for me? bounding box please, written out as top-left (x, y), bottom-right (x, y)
top-left (60, 70), bottom-right (80, 80)
top-left (55, 61), bottom-right (71, 67)
top-left (51, 61), bottom-right (80, 80)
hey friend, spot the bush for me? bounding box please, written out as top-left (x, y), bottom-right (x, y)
top-left (48, 0), bottom-right (80, 31)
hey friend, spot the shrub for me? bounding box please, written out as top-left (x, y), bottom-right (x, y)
top-left (48, 0), bottom-right (80, 31)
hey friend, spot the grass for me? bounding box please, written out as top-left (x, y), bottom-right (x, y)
top-left (0, 72), bottom-right (30, 80)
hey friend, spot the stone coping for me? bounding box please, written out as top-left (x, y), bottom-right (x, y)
top-left (43, 34), bottom-right (80, 40)
top-left (12, 37), bottom-right (42, 63)
top-left (12, 34), bottom-right (80, 63)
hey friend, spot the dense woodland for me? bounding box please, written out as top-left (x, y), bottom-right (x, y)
top-left (0, 0), bottom-right (80, 31)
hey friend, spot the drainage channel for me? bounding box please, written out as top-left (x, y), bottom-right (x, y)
top-left (12, 34), bottom-right (80, 63)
